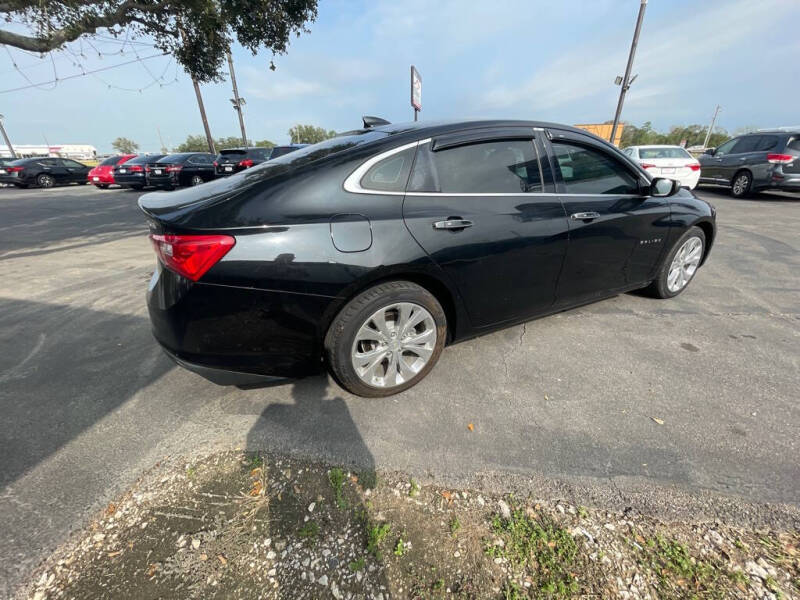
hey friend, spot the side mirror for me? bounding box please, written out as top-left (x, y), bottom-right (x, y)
top-left (651, 177), bottom-right (681, 197)
top-left (703, 147), bottom-right (716, 156)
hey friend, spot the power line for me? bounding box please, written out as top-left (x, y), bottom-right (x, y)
top-left (0, 52), bottom-right (169, 94)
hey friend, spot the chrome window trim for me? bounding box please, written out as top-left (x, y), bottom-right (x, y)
top-left (343, 139), bottom-right (429, 195)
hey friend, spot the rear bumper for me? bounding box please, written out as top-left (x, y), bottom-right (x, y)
top-left (767, 174), bottom-right (800, 191)
top-left (146, 264), bottom-right (335, 381)
top-left (115, 173), bottom-right (147, 186)
top-left (148, 174), bottom-right (177, 188)
top-left (162, 347), bottom-right (288, 386)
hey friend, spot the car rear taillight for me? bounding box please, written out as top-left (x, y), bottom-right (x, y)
top-left (238, 159), bottom-right (254, 168)
top-left (213, 161), bottom-right (218, 167)
top-left (767, 153), bottom-right (794, 164)
top-left (641, 163), bottom-right (656, 169)
top-left (166, 165), bottom-right (183, 172)
top-left (149, 234), bottom-right (235, 282)
top-left (687, 163), bottom-right (701, 171)
top-left (6, 166), bottom-right (23, 173)
top-left (128, 165), bottom-right (144, 172)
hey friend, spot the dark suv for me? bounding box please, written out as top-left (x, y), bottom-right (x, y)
top-left (698, 130), bottom-right (800, 197)
top-left (214, 145), bottom-right (307, 176)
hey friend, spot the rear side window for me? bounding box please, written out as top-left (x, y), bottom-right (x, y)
top-left (755, 136), bottom-right (779, 151)
top-left (731, 136), bottom-right (759, 154)
top-left (270, 146), bottom-right (296, 159)
top-left (422, 139), bottom-right (542, 194)
top-left (61, 159), bottom-right (85, 168)
top-left (360, 146), bottom-right (415, 192)
top-left (552, 142), bottom-right (639, 195)
top-left (250, 148), bottom-right (270, 160)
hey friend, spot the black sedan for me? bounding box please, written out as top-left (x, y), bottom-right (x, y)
top-left (140, 118), bottom-right (716, 397)
top-left (0, 157), bottom-right (90, 188)
top-left (147, 152), bottom-right (216, 189)
top-left (113, 154), bottom-right (165, 190)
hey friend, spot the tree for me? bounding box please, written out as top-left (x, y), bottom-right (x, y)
top-left (0, 1), bottom-right (318, 82)
top-left (175, 135), bottom-right (275, 152)
top-left (111, 137), bottom-right (138, 154)
top-left (619, 121), bottom-right (730, 149)
top-left (289, 124), bottom-right (336, 145)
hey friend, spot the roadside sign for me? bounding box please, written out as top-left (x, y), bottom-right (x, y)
top-left (411, 66), bottom-right (422, 116)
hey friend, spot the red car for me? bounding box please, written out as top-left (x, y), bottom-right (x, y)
top-left (87, 154), bottom-right (136, 189)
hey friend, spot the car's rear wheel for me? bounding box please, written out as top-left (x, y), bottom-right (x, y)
top-left (130, 185), bottom-right (144, 190)
top-left (731, 170), bottom-right (752, 198)
top-left (325, 281), bottom-right (446, 397)
top-left (37, 174), bottom-right (55, 188)
top-left (190, 175), bottom-right (204, 186)
top-left (96, 184), bottom-right (109, 189)
top-left (645, 226), bottom-right (705, 299)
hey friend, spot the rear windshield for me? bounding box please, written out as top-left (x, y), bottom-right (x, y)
top-left (99, 155), bottom-right (121, 166)
top-left (219, 149), bottom-right (247, 157)
top-left (157, 153), bottom-right (193, 164)
top-left (125, 155), bottom-right (163, 165)
top-left (638, 147), bottom-right (692, 159)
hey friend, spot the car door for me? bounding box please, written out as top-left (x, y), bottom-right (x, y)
top-left (60, 159), bottom-right (87, 182)
top-left (402, 128), bottom-right (569, 328)
top-left (717, 135), bottom-right (759, 184)
top-left (545, 130), bottom-right (670, 304)
top-left (699, 138), bottom-right (737, 182)
top-left (39, 158), bottom-right (68, 183)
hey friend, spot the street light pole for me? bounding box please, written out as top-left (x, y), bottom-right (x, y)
top-left (609, 0), bottom-right (647, 145)
top-left (702, 105), bottom-right (722, 150)
top-left (0, 114), bottom-right (17, 158)
top-left (227, 52), bottom-right (248, 147)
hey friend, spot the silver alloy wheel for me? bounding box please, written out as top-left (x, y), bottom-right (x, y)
top-left (38, 174), bottom-right (54, 188)
top-left (732, 173), bottom-right (750, 196)
top-left (351, 302), bottom-right (437, 389)
top-left (667, 236), bottom-right (703, 293)
top-left (190, 175), bottom-right (204, 186)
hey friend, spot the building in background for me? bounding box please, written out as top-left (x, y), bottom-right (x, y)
top-left (0, 144), bottom-right (97, 159)
top-left (574, 123), bottom-right (624, 147)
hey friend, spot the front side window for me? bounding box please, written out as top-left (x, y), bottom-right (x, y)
top-left (427, 139), bottom-right (542, 194)
top-left (714, 139), bottom-right (737, 156)
top-left (552, 142), bottom-right (639, 195)
top-left (360, 146), bottom-right (415, 192)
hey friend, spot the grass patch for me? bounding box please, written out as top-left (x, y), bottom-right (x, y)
top-left (366, 522), bottom-right (392, 559)
top-left (487, 502), bottom-right (579, 598)
top-left (409, 478), bottom-right (420, 497)
top-left (298, 521), bottom-right (319, 545)
top-left (639, 534), bottom-right (723, 596)
top-left (449, 515), bottom-right (461, 536)
top-left (394, 536), bottom-right (405, 556)
top-left (348, 557), bottom-right (366, 572)
top-left (328, 468), bottom-right (347, 510)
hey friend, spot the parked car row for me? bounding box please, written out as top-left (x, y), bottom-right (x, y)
top-left (0, 144), bottom-right (308, 190)
top-left (622, 128), bottom-right (800, 197)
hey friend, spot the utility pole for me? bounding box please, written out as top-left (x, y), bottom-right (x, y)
top-left (156, 126), bottom-right (168, 154)
top-left (702, 105), bottom-right (722, 150)
top-left (192, 78), bottom-right (216, 155)
top-left (227, 52), bottom-right (248, 147)
top-left (609, 0), bottom-right (647, 145)
top-left (0, 114), bottom-right (16, 158)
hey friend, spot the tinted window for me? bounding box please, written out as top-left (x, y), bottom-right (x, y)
top-left (37, 158), bottom-right (59, 167)
top-left (638, 147), bottom-right (692, 159)
top-left (552, 142), bottom-right (639, 195)
top-left (220, 149), bottom-right (247, 157)
top-left (61, 159), bottom-right (85, 168)
top-left (187, 154), bottom-right (212, 165)
top-left (126, 155), bottom-right (163, 165)
top-left (270, 146), bottom-right (297, 159)
top-left (99, 155), bottom-right (121, 166)
top-left (360, 146), bottom-right (415, 192)
top-left (755, 136), bottom-right (779, 151)
top-left (714, 139), bottom-right (737, 156)
top-left (731, 136), bottom-right (759, 154)
top-left (427, 139), bottom-right (542, 194)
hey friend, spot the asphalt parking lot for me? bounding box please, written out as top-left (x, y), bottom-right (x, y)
top-left (1, 183), bottom-right (798, 594)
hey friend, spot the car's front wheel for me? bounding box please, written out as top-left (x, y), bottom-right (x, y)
top-left (325, 281), bottom-right (447, 397)
top-left (645, 226), bottom-right (706, 299)
top-left (190, 175), bottom-right (204, 186)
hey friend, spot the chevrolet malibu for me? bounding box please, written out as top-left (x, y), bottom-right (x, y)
top-left (140, 118), bottom-right (716, 397)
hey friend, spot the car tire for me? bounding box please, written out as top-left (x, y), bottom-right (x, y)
top-left (324, 281), bottom-right (447, 397)
top-left (37, 174), bottom-right (55, 188)
top-left (190, 175), bottom-right (204, 186)
top-left (96, 184), bottom-right (110, 189)
top-left (130, 185), bottom-right (144, 190)
top-left (730, 170), bottom-right (752, 198)
top-left (644, 226), bottom-right (706, 299)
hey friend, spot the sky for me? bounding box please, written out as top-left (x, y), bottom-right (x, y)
top-left (1, 0), bottom-right (798, 153)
